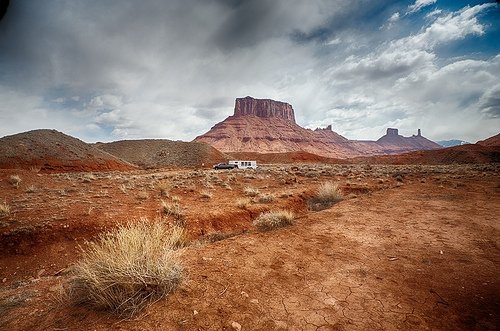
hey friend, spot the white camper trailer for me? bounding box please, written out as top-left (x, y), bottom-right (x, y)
top-left (229, 160), bottom-right (257, 169)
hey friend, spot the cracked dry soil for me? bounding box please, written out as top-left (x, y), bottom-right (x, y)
top-left (0, 166), bottom-right (499, 330)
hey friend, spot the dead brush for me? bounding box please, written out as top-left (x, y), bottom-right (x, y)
top-left (257, 193), bottom-right (275, 203)
top-left (161, 201), bottom-right (185, 226)
top-left (243, 186), bottom-right (260, 197)
top-left (253, 210), bottom-right (295, 231)
top-left (157, 181), bottom-right (170, 197)
top-left (236, 198), bottom-right (251, 209)
top-left (8, 175), bottom-right (21, 188)
top-left (68, 219), bottom-right (183, 317)
top-left (308, 181), bottom-right (343, 211)
top-left (0, 201), bottom-right (10, 218)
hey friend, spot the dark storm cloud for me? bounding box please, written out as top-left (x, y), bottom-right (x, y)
top-left (0, 0), bottom-right (8, 21)
top-left (479, 85), bottom-right (500, 118)
top-left (213, 0), bottom-right (401, 50)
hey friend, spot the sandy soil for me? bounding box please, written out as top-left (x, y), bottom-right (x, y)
top-left (0, 163), bottom-right (498, 330)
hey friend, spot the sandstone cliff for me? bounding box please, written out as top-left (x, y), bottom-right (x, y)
top-left (194, 97), bottom-right (442, 158)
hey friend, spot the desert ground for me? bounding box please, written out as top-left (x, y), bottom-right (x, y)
top-left (0, 163), bottom-right (499, 330)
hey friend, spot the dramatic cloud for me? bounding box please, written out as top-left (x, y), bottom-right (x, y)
top-left (0, 1), bottom-right (498, 143)
top-left (407, 0), bottom-right (437, 15)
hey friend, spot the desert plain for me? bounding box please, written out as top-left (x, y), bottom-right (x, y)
top-left (0, 162), bottom-right (498, 330)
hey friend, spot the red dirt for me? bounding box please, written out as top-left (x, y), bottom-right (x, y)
top-left (0, 163), bottom-right (499, 330)
top-left (352, 143), bottom-right (500, 165)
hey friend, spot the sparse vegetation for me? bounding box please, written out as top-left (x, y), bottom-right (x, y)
top-left (253, 210), bottom-right (295, 231)
top-left (29, 165), bottom-right (41, 173)
top-left (8, 175), bottom-right (21, 188)
top-left (236, 198), bottom-right (251, 209)
top-left (69, 219), bottom-right (183, 317)
top-left (258, 193), bottom-right (275, 203)
top-left (243, 186), bottom-right (260, 197)
top-left (82, 173), bottom-right (96, 183)
top-left (157, 181), bottom-right (170, 197)
top-left (308, 181), bottom-right (343, 211)
top-left (161, 201), bottom-right (185, 226)
top-left (0, 201), bottom-right (10, 218)
top-left (200, 190), bottom-right (213, 199)
top-left (137, 191), bottom-right (149, 200)
top-left (25, 185), bottom-right (36, 193)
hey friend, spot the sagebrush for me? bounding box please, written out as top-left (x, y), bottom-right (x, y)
top-left (253, 210), bottom-right (295, 231)
top-left (308, 181), bottom-right (343, 211)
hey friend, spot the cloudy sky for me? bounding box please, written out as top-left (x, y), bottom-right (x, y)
top-left (0, 0), bottom-right (498, 143)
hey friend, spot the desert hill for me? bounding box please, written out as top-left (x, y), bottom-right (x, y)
top-left (95, 139), bottom-right (227, 168)
top-left (0, 129), bottom-right (136, 172)
top-left (353, 136), bottom-right (500, 164)
top-left (477, 133), bottom-right (500, 147)
top-left (194, 96), bottom-right (441, 158)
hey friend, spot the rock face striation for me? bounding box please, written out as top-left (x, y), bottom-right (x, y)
top-left (194, 96), bottom-right (442, 158)
top-left (234, 96), bottom-right (295, 122)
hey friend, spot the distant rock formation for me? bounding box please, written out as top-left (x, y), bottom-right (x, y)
top-left (234, 96), bottom-right (295, 122)
top-left (194, 96), bottom-right (442, 158)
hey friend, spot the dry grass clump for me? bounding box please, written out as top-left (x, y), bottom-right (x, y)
top-left (253, 210), bottom-right (295, 231)
top-left (8, 175), bottom-right (21, 188)
top-left (69, 219), bottom-right (183, 317)
top-left (25, 185), bottom-right (36, 193)
top-left (137, 191), bottom-right (149, 200)
top-left (0, 201), bottom-right (10, 218)
top-left (235, 198), bottom-right (252, 209)
top-left (200, 190), bottom-right (213, 199)
top-left (258, 193), bottom-right (275, 203)
top-left (157, 181), bottom-right (170, 197)
top-left (308, 181), bottom-right (343, 211)
top-left (161, 201), bottom-right (185, 226)
top-left (82, 174), bottom-right (96, 183)
top-left (243, 186), bottom-right (260, 197)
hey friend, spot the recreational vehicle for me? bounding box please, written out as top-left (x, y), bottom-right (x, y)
top-left (229, 160), bottom-right (257, 169)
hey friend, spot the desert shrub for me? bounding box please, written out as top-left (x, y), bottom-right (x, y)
top-left (69, 219), bottom-right (183, 317)
top-left (136, 191), bottom-right (149, 200)
top-left (8, 175), bottom-right (21, 188)
top-left (26, 185), bottom-right (36, 193)
top-left (253, 210), bottom-right (295, 231)
top-left (165, 225), bottom-right (188, 249)
top-left (243, 186), bottom-right (260, 197)
top-left (157, 181), bottom-right (170, 197)
top-left (257, 193), bottom-right (275, 203)
top-left (161, 201), bottom-right (185, 226)
top-left (308, 181), bottom-right (343, 211)
top-left (235, 198), bottom-right (251, 209)
top-left (0, 201), bottom-right (10, 218)
top-left (200, 190), bottom-right (213, 199)
top-left (82, 174), bottom-right (96, 183)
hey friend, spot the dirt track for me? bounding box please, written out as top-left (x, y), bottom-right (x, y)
top-left (0, 165), bottom-right (499, 330)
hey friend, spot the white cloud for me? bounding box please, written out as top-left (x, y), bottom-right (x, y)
top-left (407, 0), bottom-right (437, 15)
top-left (0, 1), bottom-right (498, 144)
top-left (318, 4), bottom-right (499, 141)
